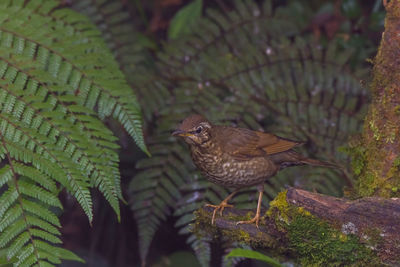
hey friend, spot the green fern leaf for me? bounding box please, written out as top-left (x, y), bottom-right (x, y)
top-left (7, 232), bottom-right (30, 260)
top-left (17, 180), bottom-right (62, 208)
top-left (168, 0), bottom-right (203, 40)
top-left (0, 165), bottom-right (12, 187)
top-left (0, 0), bottom-right (148, 265)
top-left (72, 0), bottom-right (161, 122)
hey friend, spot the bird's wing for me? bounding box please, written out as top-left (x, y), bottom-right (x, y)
top-left (215, 126), bottom-right (302, 160)
top-left (255, 131), bottom-right (303, 155)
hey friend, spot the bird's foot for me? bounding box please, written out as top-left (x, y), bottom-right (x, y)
top-left (236, 213), bottom-right (260, 228)
top-left (205, 201), bottom-right (234, 225)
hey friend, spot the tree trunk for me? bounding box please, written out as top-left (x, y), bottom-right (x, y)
top-left (356, 0), bottom-right (400, 198)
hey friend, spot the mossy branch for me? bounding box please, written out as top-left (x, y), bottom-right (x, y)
top-left (194, 187), bottom-right (400, 265)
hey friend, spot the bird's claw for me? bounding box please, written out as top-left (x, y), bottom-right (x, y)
top-left (205, 202), bottom-right (234, 225)
top-left (236, 214), bottom-right (260, 228)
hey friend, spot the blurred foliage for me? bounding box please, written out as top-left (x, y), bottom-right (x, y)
top-left (168, 0), bottom-right (203, 40)
top-left (0, 0), bottom-right (384, 266)
top-left (225, 248), bottom-right (282, 267)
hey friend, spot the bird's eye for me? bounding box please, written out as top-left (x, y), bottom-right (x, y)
top-left (195, 126), bottom-right (203, 134)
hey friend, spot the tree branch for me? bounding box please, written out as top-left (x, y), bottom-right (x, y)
top-left (195, 187), bottom-right (400, 264)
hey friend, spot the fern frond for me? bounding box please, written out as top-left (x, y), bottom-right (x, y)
top-left (0, 114), bottom-right (94, 221)
top-left (0, 0), bottom-right (147, 154)
top-left (0, 149), bottom-right (82, 266)
top-left (0, 0), bottom-right (148, 265)
top-left (174, 184), bottom-right (212, 267)
top-left (17, 180), bottom-right (62, 208)
top-left (71, 0), bottom-right (164, 121)
top-left (0, 165), bottom-right (12, 187)
top-left (0, 0), bottom-right (148, 217)
top-left (187, 235), bottom-right (211, 267)
top-left (72, 0), bottom-right (153, 70)
top-left (12, 163), bottom-right (56, 192)
top-left (129, 154), bottom-right (185, 259)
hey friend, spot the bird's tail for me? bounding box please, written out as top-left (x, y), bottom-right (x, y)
top-left (298, 156), bottom-right (340, 169)
top-left (270, 150), bottom-right (340, 170)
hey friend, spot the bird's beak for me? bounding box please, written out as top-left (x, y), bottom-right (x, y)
top-left (172, 129), bottom-right (192, 137)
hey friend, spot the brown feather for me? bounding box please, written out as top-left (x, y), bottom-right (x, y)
top-left (270, 150), bottom-right (340, 169)
top-left (213, 126), bottom-right (264, 160)
top-left (213, 126), bottom-right (302, 160)
top-left (178, 114), bottom-right (209, 131)
top-left (255, 131), bottom-right (302, 155)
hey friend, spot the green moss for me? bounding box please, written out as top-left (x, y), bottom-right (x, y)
top-left (267, 192), bottom-right (382, 266)
top-left (340, 134), bottom-right (400, 198)
top-left (220, 228), bottom-right (252, 244)
top-left (349, 146), bottom-right (367, 176)
top-left (192, 208), bottom-right (219, 238)
top-left (394, 105), bottom-right (400, 114)
top-left (194, 192), bottom-right (383, 266)
top-left (192, 208), bottom-right (276, 248)
top-left (359, 173), bottom-right (379, 196)
top-left (219, 228), bottom-right (271, 248)
top-left (267, 190), bottom-right (289, 222)
top-left (287, 215), bottom-right (381, 266)
top-left (369, 116), bottom-right (381, 141)
top-left (339, 140), bottom-right (370, 197)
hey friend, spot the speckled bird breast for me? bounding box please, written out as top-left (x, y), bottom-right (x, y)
top-left (189, 141), bottom-right (279, 188)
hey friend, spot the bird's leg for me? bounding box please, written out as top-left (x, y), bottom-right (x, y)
top-left (236, 184), bottom-right (264, 228)
top-left (205, 189), bottom-right (239, 225)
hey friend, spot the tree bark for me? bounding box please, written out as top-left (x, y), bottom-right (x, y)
top-left (357, 0), bottom-right (400, 197)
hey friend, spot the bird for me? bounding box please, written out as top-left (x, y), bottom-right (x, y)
top-left (172, 114), bottom-right (339, 227)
